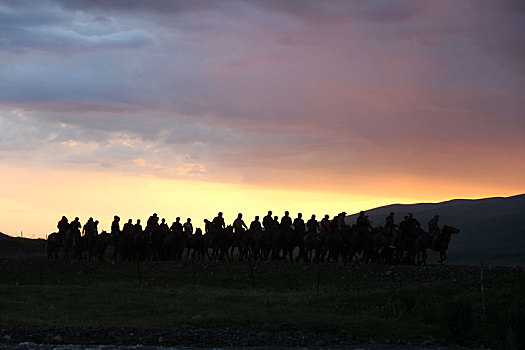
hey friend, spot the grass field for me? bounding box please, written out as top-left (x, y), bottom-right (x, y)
top-left (0, 258), bottom-right (523, 349)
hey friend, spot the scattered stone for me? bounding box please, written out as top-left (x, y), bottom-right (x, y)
top-left (190, 315), bottom-right (203, 320)
top-left (262, 322), bottom-right (271, 329)
top-left (53, 335), bottom-right (63, 342)
top-left (2, 335), bottom-right (11, 341)
top-left (158, 336), bottom-right (164, 343)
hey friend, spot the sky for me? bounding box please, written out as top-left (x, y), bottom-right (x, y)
top-left (0, 0), bottom-right (524, 238)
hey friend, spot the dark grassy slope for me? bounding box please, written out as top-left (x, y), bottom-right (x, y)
top-left (346, 194), bottom-right (525, 266)
top-left (0, 259), bottom-right (523, 349)
top-left (0, 232), bottom-right (46, 257)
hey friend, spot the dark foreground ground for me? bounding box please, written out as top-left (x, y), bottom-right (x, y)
top-left (0, 325), bottom-right (469, 349)
top-left (0, 236), bottom-right (523, 350)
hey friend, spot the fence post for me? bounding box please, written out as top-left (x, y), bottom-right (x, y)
top-left (249, 262), bottom-right (256, 288)
top-left (480, 261), bottom-right (487, 320)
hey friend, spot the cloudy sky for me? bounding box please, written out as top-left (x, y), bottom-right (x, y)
top-left (1, 0), bottom-right (524, 236)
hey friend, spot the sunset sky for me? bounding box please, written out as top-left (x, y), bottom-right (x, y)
top-left (1, 0), bottom-right (524, 238)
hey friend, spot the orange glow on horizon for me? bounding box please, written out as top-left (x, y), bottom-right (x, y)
top-left (0, 165), bottom-right (522, 239)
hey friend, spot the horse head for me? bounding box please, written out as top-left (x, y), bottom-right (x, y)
top-left (442, 225), bottom-right (460, 235)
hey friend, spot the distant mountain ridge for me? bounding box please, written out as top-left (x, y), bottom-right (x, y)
top-left (345, 194), bottom-right (525, 266)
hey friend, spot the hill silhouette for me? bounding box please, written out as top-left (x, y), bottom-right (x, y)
top-left (0, 231), bottom-right (46, 257)
top-left (345, 194), bottom-right (525, 266)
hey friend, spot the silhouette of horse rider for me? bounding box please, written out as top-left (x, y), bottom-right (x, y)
top-left (262, 211), bottom-right (273, 232)
top-left (293, 213), bottom-right (305, 234)
top-left (211, 212), bottom-right (225, 239)
top-left (250, 216), bottom-right (262, 232)
top-left (428, 215), bottom-right (440, 247)
top-left (281, 211), bottom-right (292, 229)
top-left (356, 211), bottom-right (371, 231)
top-left (233, 213), bottom-right (248, 234)
top-left (338, 212), bottom-right (350, 230)
top-left (183, 218), bottom-right (193, 236)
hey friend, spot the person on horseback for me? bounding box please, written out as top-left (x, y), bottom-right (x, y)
top-left (183, 218), bottom-right (193, 236)
top-left (93, 220), bottom-right (99, 236)
top-left (250, 216), bottom-right (262, 232)
top-left (385, 212), bottom-right (398, 248)
top-left (385, 212), bottom-right (396, 235)
top-left (330, 213), bottom-right (340, 232)
top-left (281, 211), bottom-right (292, 228)
top-left (134, 219), bottom-right (143, 234)
top-left (212, 212), bottom-right (225, 231)
top-left (57, 216), bottom-right (69, 236)
top-left (356, 211), bottom-right (371, 230)
top-left (337, 212), bottom-right (350, 230)
top-left (203, 219), bottom-right (211, 234)
top-left (171, 217), bottom-right (182, 235)
top-left (70, 217), bottom-right (81, 235)
top-left (320, 215), bottom-right (330, 234)
top-left (82, 217), bottom-right (94, 237)
top-left (307, 215), bottom-right (319, 234)
top-left (263, 211), bottom-right (273, 231)
top-left (293, 213), bottom-right (305, 233)
top-left (122, 219), bottom-right (134, 236)
top-left (160, 218), bottom-right (169, 232)
top-left (233, 213), bottom-right (248, 235)
top-left (406, 213), bottom-right (420, 233)
top-left (111, 215), bottom-right (121, 237)
top-left (273, 215), bottom-right (280, 228)
top-left (146, 213), bottom-right (159, 232)
top-left (428, 215), bottom-right (440, 248)
top-left (428, 215), bottom-right (440, 234)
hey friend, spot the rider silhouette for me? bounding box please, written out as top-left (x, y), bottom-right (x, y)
top-left (338, 212), bottom-right (350, 230)
top-left (183, 218), bottom-right (193, 236)
top-left (281, 211), bottom-right (292, 228)
top-left (171, 217), bottom-right (183, 235)
top-left (233, 213), bottom-right (248, 234)
top-left (212, 212), bottom-right (225, 231)
top-left (307, 215), bottom-right (319, 234)
top-left (57, 216), bottom-right (69, 235)
top-left (250, 216), bottom-right (262, 232)
top-left (293, 213), bottom-right (305, 233)
top-left (263, 211), bottom-right (273, 231)
top-left (111, 215), bottom-right (121, 236)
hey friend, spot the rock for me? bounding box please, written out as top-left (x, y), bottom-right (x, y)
top-left (53, 335), bottom-right (63, 342)
top-left (158, 336), bottom-right (164, 343)
top-left (44, 334), bottom-right (54, 343)
top-left (262, 322), bottom-right (271, 329)
top-left (315, 339), bottom-right (327, 346)
top-left (190, 315), bottom-right (203, 320)
top-left (422, 336), bottom-right (436, 346)
top-left (3, 335), bottom-right (11, 341)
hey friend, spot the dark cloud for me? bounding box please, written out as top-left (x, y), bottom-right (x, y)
top-left (0, 0), bottom-right (523, 186)
top-left (0, 1), bottom-right (153, 54)
top-left (54, 0), bottom-right (230, 14)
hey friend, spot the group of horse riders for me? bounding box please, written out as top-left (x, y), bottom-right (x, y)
top-left (56, 210), bottom-right (443, 247)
